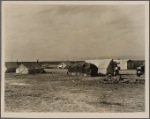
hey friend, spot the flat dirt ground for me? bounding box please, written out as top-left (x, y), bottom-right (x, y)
top-left (4, 72), bottom-right (145, 112)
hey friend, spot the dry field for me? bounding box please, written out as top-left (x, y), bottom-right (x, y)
top-left (5, 71), bottom-right (145, 112)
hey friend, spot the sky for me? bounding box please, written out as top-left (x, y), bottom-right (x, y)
top-left (4, 4), bottom-right (145, 61)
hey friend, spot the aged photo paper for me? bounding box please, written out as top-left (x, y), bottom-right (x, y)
top-left (1, 1), bottom-right (149, 118)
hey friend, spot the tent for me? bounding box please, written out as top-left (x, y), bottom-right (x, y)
top-left (16, 62), bottom-right (46, 74)
top-left (113, 59), bottom-right (145, 70)
top-left (85, 59), bottom-right (114, 75)
top-left (5, 62), bottom-right (19, 73)
top-left (114, 60), bottom-right (129, 70)
top-left (67, 62), bottom-right (98, 76)
top-left (127, 60), bottom-right (145, 69)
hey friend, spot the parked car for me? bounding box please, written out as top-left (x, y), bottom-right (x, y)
top-left (136, 65), bottom-right (145, 76)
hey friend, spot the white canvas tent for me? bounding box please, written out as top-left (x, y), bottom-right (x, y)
top-left (114, 60), bottom-right (129, 70)
top-left (16, 63), bottom-right (45, 74)
top-left (85, 59), bottom-right (114, 75)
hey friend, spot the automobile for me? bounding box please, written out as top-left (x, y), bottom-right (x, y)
top-left (136, 65), bottom-right (145, 76)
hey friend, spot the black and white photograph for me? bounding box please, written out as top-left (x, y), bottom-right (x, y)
top-left (1, 1), bottom-right (149, 118)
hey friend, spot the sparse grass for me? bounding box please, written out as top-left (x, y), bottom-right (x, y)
top-left (4, 73), bottom-right (145, 112)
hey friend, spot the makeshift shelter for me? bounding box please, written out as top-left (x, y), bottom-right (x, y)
top-left (114, 60), bottom-right (129, 70)
top-left (16, 62), bottom-right (46, 74)
top-left (5, 62), bottom-right (19, 73)
top-left (114, 60), bottom-right (145, 70)
top-left (67, 62), bottom-right (98, 76)
top-left (85, 59), bottom-right (114, 75)
top-left (127, 60), bottom-right (145, 69)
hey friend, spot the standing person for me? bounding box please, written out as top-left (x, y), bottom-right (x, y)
top-left (114, 66), bottom-right (119, 76)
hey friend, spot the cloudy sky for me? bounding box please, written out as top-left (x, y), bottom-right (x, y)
top-left (4, 3), bottom-right (145, 61)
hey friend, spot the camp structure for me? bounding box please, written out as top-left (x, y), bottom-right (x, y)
top-left (85, 59), bottom-right (114, 75)
top-left (5, 62), bottom-right (19, 73)
top-left (114, 59), bottom-right (145, 70)
top-left (127, 60), bottom-right (145, 69)
top-left (67, 62), bottom-right (98, 76)
top-left (57, 62), bottom-right (72, 69)
top-left (16, 62), bottom-right (46, 74)
top-left (113, 59), bottom-right (129, 70)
